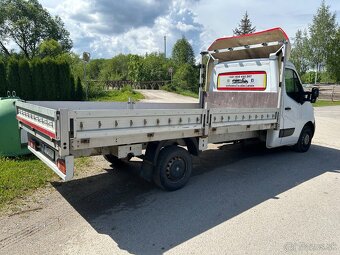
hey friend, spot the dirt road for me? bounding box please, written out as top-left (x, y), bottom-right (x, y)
top-left (137, 89), bottom-right (198, 103)
top-left (0, 94), bottom-right (339, 255)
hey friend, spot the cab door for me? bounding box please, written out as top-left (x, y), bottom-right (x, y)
top-left (281, 68), bottom-right (304, 145)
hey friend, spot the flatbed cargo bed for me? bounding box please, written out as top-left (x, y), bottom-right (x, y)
top-left (16, 99), bottom-right (278, 159)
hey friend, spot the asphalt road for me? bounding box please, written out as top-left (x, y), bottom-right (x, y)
top-left (0, 94), bottom-right (339, 255)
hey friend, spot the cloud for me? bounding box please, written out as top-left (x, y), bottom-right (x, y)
top-left (39, 0), bottom-right (340, 59)
top-left (47, 0), bottom-right (204, 58)
top-left (69, 0), bottom-right (171, 34)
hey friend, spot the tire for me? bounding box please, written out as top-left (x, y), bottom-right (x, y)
top-left (153, 145), bottom-right (192, 191)
top-left (293, 126), bottom-right (313, 153)
top-left (103, 154), bottom-right (132, 166)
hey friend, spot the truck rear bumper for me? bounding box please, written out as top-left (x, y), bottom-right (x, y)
top-left (28, 146), bottom-right (74, 181)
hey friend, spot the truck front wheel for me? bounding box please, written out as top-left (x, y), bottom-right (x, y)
top-left (293, 126), bottom-right (313, 153)
top-left (153, 145), bottom-right (192, 191)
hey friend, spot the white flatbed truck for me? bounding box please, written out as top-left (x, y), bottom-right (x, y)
top-left (16, 28), bottom-right (319, 191)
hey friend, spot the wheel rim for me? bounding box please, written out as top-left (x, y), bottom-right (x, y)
top-left (303, 133), bottom-right (310, 146)
top-left (165, 156), bottom-right (186, 182)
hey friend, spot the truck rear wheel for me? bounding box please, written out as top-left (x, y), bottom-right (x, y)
top-left (153, 145), bottom-right (192, 191)
top-left (293, 126), bottom-right (313, 153)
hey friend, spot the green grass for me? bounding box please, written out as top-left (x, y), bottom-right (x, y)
top-left (90, 88), bottom-right (144, 102)
top-left (174, 89), bottom-right (199, 98)
top-left (313, 100), bottom-right (340, 107)
top-left (0, 155), bottom-right (94, 210)
top-left (162, 86), bottom-right (199, 98)
top-left (75, 157), bottom-right (92, 168)
top-left (0, 156), bottom-right (55, 210)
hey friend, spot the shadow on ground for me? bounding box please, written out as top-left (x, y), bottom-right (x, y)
top-left (52, 143), bottom-right (340, 254)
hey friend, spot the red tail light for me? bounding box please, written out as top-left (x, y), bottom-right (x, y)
top-left (28, 139), bottom-right (37, 150)
top-left (57, 159), bottom-right (66, 174)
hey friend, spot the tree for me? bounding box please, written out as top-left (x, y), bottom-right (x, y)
top-left (0, 4), bottom-right (10, 57)
top-left (127, 55), bottom-right (144, 82)
top-left (326, 27), bottom-right (340, 82)
top-left (18, 59), bottom-right (31, 99)
top-left (57, 60), bottom-right (72, 100)
top-left (7, 58), bottom-right (20, 95)
top-left (100, 54), bottom-right (130, 81)
top-left (47, 15), bottom-right (72, 52)
top-left (0, 0), bottom-right (72, 59)
top-left (172, 37), bottom-right (195, 66)
top-left (76, 77), bottom-right (84, 100)
top-left (31, 58), bottom-right (44, 100)
top-left (0, 60), bottom-right (6, 96)
top-left (233, 11), bottom-right (256, 35)
top-left (290, 30), bottom-right (309, 76)
top-left (87, 59), bottom-right (105, 80)
top-left (38, 39), bottom-right (63, 58)
top-left (70, 75), bottom-right (76, 100)
top-left (41, 58), bottom-right (52, 100)
top-left (58, 52), bottom-right (84, 82)
top-left (142, 53), bottom-right (171, 81)
top-left (308, 0), bottom-right (337, 83)
top-left (173, 64), bottom-right (199, 92)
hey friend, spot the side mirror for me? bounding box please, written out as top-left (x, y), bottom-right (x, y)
top-left (311, 87), bottom-right (319, 103)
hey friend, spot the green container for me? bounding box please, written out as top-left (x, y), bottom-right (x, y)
top-left (0, 97), bottom-right (30, 157)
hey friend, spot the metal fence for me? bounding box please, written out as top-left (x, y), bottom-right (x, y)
top-left (91, 80), bottom-right (340, 101)
top-left (91, 80), bottom-right (171, 90)
top-left (304, 84), bottom-right (340, 101)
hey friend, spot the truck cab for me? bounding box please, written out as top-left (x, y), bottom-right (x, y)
top-left (280, 61), bottom-right (315, 148)
top-left (203, 27), bottom-right (319, 152)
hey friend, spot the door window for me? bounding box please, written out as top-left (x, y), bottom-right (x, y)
top-left (285, 69), bottom-right (304, 103)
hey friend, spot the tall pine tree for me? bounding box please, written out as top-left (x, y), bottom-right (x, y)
top-left (171, 37), bottom-right (195, 66)
top-left (308, 0), bottom-right (337, 83)
top-left (326, 27), bottom-right (340, 82)
top-left (18, 59), bottom-right (31, 100)
top-left (70, 75), bottom-right (76, 100)
top-left (0, 60), bottom-right (6, 96)
top-left (31, 59), bottom-right (44, 100)
top-left (233, 11), bottom-right (256, 35)
top-left (76, 77), bottom-right (83, 101)
top-left (7, 58), bottom-right (20, 96)
top-left (290, 29), bottom-right (309, 76)
top-left (42, 58), bottom-right (57, 100)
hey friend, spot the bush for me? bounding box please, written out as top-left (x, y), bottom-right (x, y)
top-left (121, 84), bottom-right (133, 93)
top-left (18, 59), bottom-right (31, 100)
top-left (70, 75), bottom-right (76, 100)
top-left (2, 58), bottom-right (75, 101)
top-left (42, 58), bottom-right (57, 100)
top-left (31, 59), bottom-right (45, 100)
top-left (0, 61), bottom-right (6, 97)
top-left (76, 77), bottom-right (84, 100)
top-left (57, 60), bottom-right (72, 100)
top-left (301, 71), bottom-right (336, 84)
top-left (7, 58), bottom-right (20, 96)
top-left (319, 72), bottom-right (336, 83)
top-left (173, 63), bottom-right (199, 92)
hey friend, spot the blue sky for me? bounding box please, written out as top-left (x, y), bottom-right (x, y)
top-left (39, 0), bottom-right (340, 59)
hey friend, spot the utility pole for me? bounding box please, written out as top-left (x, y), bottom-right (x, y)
top-left (82, 52), bottom-right (91, 100)
top-left (314, 63), bottom-right (318, 85)
top-left (168, 67), bottom-right (173, 84)
top-left (164, 35), bottom-right (167, 58)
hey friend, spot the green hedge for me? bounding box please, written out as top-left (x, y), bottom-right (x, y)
top-left (0, 57), bottom-right (83, 101)
top-left (0, 60), bottom-right (6, 96)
